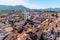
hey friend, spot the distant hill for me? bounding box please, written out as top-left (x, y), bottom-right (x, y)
top-left (41, 8), bottom-right (60, 11)
top-left (0, 5), bottom-right (30, 10)
top-left (0, 5), bottom-right (60, 12)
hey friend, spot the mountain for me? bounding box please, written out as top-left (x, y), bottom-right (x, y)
top-left (0, 5), bottom-right (30, 10)
top-left (0, 5), bottom-right (60, 11)
top-left (41, 8), bottom-right (60, 11)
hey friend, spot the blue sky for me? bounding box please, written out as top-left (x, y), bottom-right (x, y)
top-left (0, 0), bottom-right (60, 9)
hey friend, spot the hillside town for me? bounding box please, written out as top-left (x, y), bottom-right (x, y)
top-left (0, 11), bottom-right (60, 40)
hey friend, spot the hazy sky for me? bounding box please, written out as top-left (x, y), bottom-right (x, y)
top-left (0, 0), bottom-right (60, 9)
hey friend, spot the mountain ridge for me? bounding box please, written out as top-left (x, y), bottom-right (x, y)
top-left (0, 5), bottom-right (30, 10)
top-left (0, 5), bottom-right (60, 11)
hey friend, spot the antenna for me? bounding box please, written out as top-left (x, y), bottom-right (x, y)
top-left (23, 10), bottom-right (29, 21)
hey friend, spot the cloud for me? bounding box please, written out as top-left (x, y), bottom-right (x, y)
top-left (0, 0), bottom-right (45, 9)
top-left (0, 0), bottom-right (25, 5)
top-left (0, 0), bottom-right (36, 9)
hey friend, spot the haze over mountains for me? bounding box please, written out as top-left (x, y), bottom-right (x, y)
top-left (0, 5), bottom-right (60, 11)
top-left (0, 5), bottom-right (29, 10)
